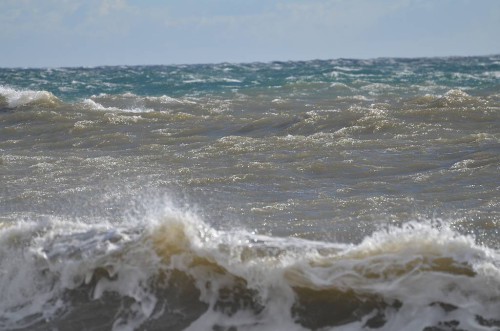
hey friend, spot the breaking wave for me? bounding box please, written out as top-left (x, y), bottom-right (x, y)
top-left (81, 93), bottom-right (195, 113)
top-left (0, 86), bottom-right (61, 109)
top-left (0, 87), bottom-right (193, 114)
top-left (1, 203), bottom-right (499, 331)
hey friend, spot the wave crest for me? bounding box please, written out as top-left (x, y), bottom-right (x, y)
top-left (1, 209), bottom-right (499, 331)
top-left (0, 86), bottom-right (61, 109)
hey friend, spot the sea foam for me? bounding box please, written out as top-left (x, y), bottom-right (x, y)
top-left (1, 203), bottom-right (498, 331)
top-left (0, 85), bottom-right (60, 108)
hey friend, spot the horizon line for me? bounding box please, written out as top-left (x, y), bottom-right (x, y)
top-left (1, 53), bottom-right (499, 70)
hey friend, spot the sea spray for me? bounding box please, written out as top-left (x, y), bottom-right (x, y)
top-left (1, 203), bottom-right (499, 330)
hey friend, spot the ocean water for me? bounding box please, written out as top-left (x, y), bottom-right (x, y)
top-left (0, 56), bottom-right (499, 331)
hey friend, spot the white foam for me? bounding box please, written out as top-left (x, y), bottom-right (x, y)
top-left (82, 98), bottom-right (154, 113)
top-left (82, 98), bottom-right (116, 111)
top-left (145, 94), bottom-right (196, 105)
top-left (484, 71), bottom-right (500, 79)
top-left (0, 216), bottom-right (154, 330)
top-left (333, 66), bottom-right (361, 72)
top-left (221, 78), bottom-right (242, 83)
top-left (154, 216), bottom-right (500, 331)
top-left (1, 206), bottom-right (499, 331)
top-left (0, 85), bottom-right (60, 108)
top-left (81, 93), bottom-right (196, 113)
top-left (183, 77), bottom-right (242, 84)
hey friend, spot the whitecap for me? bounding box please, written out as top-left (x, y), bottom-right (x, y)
top-left (0, 85), bottom-right (60, 108)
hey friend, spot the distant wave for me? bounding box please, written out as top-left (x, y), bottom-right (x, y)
top-left (85, 93), bottom-right (196, 112)
top-left (0, 85), bottom-right (61, 109)
top-left (0, 86), bottom-right (200, 115)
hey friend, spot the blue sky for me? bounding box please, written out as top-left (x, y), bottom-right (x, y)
top-left (1, 0), bottom-right (499, 67)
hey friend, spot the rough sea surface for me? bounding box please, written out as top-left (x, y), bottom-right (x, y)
top-left (1, 56), bottom-right (499, 331)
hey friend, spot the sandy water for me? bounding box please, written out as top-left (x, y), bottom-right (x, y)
top-left (1, 56), bottom-right (499, 330)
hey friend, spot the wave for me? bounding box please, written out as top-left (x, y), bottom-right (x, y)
top-left (81, 93), bottom-right (196, 113)
top-left (0, 86), bottom-right (196, 114)
top-left (183, 77), bottom-right (242, 84)
top-left (432, 89), bottom-right (479, 108)
top-left (0, 204), bottom-right (499, 331)
top-left (0, 86), bottom-right (61, 109)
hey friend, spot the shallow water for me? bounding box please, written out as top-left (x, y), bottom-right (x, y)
top-left (1, 56), bottom-right (499, 330)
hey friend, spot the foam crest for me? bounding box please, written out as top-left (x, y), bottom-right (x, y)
top-left (82, 98), bottom-right (153, 113)
top-left (147, 217), bottom-right (500, 330)
top-left (1, 208), bottom-right (499, 331)
top-left (0, 216), bottom-right (155, 330)
top-left (433, 89), bottom-right (479, 107)
top-left (81, 93), bottom-right (194, 113)
top-left (82, 98), bottom-right (117, 111)
top-left (0, 85), bottom-right (61, 108)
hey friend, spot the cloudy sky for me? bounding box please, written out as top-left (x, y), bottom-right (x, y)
top-left (1, 0), bottom-right (499, 68)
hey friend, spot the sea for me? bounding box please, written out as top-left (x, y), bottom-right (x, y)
top-left (0, 55), bottom-right (499, 331)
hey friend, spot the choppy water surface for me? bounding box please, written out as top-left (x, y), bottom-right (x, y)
top-left (1, 56), bottom-right (499, 330)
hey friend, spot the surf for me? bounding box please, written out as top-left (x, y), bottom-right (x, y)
top-left (0, 201), bottom-right (499, 331)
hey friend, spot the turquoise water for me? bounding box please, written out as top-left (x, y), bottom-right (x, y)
top-left (1, 56), bottom-right (499, 330)
top-left (2, 57), bottom-right (499, 101)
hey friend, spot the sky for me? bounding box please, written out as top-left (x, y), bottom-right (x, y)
top-left (0, 0), bottom-right (499, 68)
